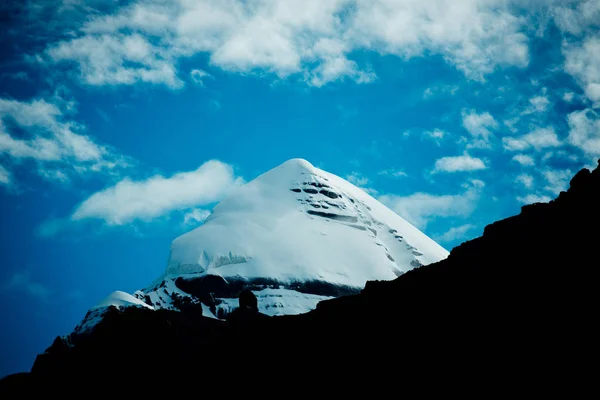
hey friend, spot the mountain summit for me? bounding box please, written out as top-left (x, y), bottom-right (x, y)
top-left (137, 158), bottom-right (448, 319)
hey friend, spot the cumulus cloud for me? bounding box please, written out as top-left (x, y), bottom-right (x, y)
top-left (379, 180), bottom-right (482, 229)
top-left (502, 127), bottom-right (561, 152)
top-left (512, 154), bottom-right (535, 166)
top-left (40, 0), bottom-right (531, 88)
top-left (433, 153), bottom-right (486, 173)
top-left (0, 97), bottom-right (127, 185)
top-left (567, 109), bottom-right (600, 157)
top-left (434, 224), bottom-right (475, 244)
top-left (72, 160), bottom-right (242, 224)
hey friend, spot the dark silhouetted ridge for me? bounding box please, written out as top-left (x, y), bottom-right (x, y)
top-left (3, 161), bottom-right (600, 392)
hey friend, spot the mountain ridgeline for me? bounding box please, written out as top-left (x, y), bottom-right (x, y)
top-left (2, 161), bottom-right (599, 390)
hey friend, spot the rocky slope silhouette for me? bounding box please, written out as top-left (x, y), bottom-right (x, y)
top-left (2, 161), bottom-right (598, 391)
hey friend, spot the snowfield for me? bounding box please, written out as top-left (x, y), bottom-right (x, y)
top-left (166, 158), bottom-right (448, 286)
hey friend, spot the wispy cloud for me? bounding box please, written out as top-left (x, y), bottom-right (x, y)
top-left (346, 172), bottom-right (377, 195)
top-left (0, 97), bottom-right (128, 186)
top-left (71, 160), bottom-right (242, 225)
top-left (190, 69), bottom-right (213, 87)
top-left (434, 224), bottom-right (475, 244)
top-left (515, 173), bottom-right (534, 188)
top-left (542, 169), bottom-right (572, 195)
top-left (517, 194), bottom-right (552, 204)
top-left (523, 95), bottom-right (551, 114)
top-left (378, 169), bottom-right (407, 178)
top-left (461, 109), bottom-right (498, 148)
top-left (423, 84), bottom-right (459, 99)
top-left (2, 271), bottom-right (52, 300)
top-left (379, 180), bottom-right (483, 229)
top-left (422, 129), bottom-right (447, 145)
top-left (0, 165), bottom-right (12, 187)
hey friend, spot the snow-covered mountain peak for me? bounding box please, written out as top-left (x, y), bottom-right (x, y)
top-left (165, 158), bottom-right (447, 282)
top-left (135, 158), bottom-right (448, 318)
top-left (75, 159), bottom-right (449, 328)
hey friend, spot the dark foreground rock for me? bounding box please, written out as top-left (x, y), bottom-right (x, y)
top-left (3, 162), bottom-right (600, 392)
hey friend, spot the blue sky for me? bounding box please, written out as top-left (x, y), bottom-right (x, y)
top-left (1, 0), bottom-right (600, 377)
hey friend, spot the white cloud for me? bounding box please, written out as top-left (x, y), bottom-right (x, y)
top-left (0, 97), bottom-right (126, 184)
top-left (0, 165), bottom-right (11, 186)
top-left (542, 169), bottom-right (572, 195)
top-left (378, 169), bottom-right (407, 178)
top-left (423, 84), bottom-right (459, 98)
top-left (379, 181), bottom-right (482, 229)
top-left (552, 0), bottom-right (600, 103)
top-left (2, 271), bottom-right (52, 300)
top-left (563, 92), bottom-right (575, 102)
top-left (72, 160), bottom-right (242, 224)
top-left (183, 208), bottom-right (211, 226)
top-left (423, 128), bottom-right (447, 143)
top-left (502, 127), bottom-right (561, 152)
top-left (190, 69), bottom-right (213, 86)
top-left (41, 0), bottom-right (531, 88)
top-left (512, 154), bottom-right (535, 166)
top-left (563, 35), bottom-right (600, 102)
top-left (47, 33), bottom-right (182, 88)
top-left (528, 95), bottom-right (550, 113)
top-left (308, 55), bottom-right (377, 87)
top-left (434, 224), bottom-right (475, 244)
top-left (552, 0), bottom-right (600, 35)
top-left (38, 169), bottom-right (70, 184)
top-left (517, 194), bottom-right (552, 204)
top-left (346, 172), bottom-right (370, 187)
top-left (461, 109), bottom-right (498, 147)
top-left (345, 171), bottom-right (377, 195)
top-left (515, 174), bottom-right (534, 188)
top-left (433, 153), bottom-right (486, 173)
top-left (567, 108), bottom-right (600, 157)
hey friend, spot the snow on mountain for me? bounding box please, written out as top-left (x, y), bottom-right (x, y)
top-left (73, 291), bottom-right (154, 335)
top-left (95, 291), bottom-right (154, 310)
top-left (136, 158), bottom-right (448, 319)
top-left (73, 158), bottom-right (448, 331)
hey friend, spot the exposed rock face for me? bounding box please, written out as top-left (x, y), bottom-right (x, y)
top-left (3, 162), bottom-right (599, 391)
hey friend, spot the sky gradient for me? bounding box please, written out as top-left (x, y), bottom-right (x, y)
top-left (2, 0), bottom-right (600, 377)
